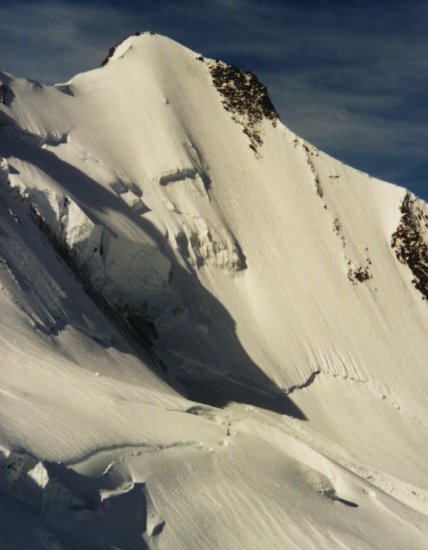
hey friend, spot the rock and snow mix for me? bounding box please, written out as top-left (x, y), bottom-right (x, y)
top-left (0, 33), bottom-right (427, 549)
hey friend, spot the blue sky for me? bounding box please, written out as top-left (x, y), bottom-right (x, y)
top-left (1, 0), bottom-right (427, 199)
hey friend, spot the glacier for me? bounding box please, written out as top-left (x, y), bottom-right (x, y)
top-left (0, 32), bottom-right (427, 549)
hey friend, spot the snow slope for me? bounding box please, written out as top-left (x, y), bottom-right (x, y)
top-left (0, 32), bottom-right (427, 548)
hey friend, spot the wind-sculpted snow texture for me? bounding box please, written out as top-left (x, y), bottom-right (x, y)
top-left (0, 33), bottom-right (428, 549)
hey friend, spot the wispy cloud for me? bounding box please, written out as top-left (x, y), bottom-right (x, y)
top-left (0, 0), bottom-right (427, 197)
top-left (0, 2), bottom-right (134, 81)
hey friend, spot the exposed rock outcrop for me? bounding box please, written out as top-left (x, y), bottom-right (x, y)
top-left (206, 59), bottom-right (278, 153)
top-left (392, 192), bottom-right (428, 300)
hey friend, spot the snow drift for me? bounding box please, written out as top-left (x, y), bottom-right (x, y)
top-left (0, 32), bottom-right (427, 549)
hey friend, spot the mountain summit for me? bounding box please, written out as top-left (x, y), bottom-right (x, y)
top-left (0, 33), bottom-right (427, 548)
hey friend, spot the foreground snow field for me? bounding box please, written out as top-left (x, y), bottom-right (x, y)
top-left (0, 33), bottom-right (427, 549)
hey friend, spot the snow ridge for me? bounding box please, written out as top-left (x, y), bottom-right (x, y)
top-left (0, 32), bottom-right (428, 549)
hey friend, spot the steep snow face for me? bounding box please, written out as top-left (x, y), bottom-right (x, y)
top-left (2, 33), bottom-right (426, 397)
top-left (0, 33), bottom-right (428, 548)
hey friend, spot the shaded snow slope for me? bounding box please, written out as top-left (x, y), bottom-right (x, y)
top-left (0, 33), bottom-right (427, 548)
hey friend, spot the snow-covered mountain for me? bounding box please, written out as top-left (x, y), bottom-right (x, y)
top-left (0, 32), bottom-right (427, 549)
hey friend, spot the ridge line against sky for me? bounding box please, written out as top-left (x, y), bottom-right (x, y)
top-left (0, 0), bottom-right (427, 200)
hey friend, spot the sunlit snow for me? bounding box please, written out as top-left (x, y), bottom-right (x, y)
top-left (0, 33), bottom-right (427, 549)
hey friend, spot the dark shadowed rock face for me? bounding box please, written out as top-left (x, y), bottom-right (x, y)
top-left (0, 83), bottom-right (7, 105)
top-left (392, 192), bottom-right (428, 300)
top-left (206, 59), bottom-right (279, 154)
top-left (101, 44), bottom-right (120, 67)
